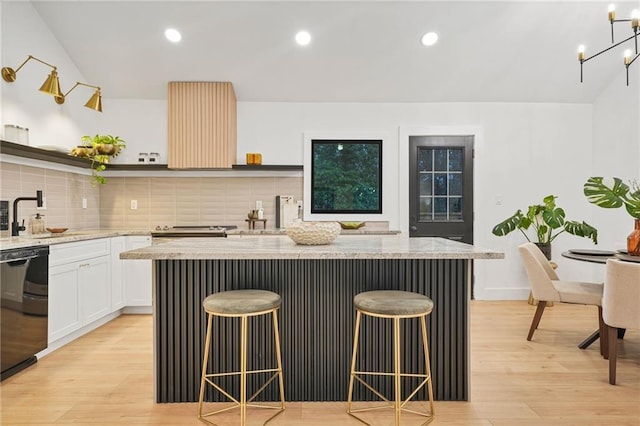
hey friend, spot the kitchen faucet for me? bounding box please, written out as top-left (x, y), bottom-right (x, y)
top-left (11, 190), bottom-right (44, 236)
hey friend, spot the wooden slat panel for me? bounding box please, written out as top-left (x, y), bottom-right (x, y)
top-left (167, 82), bottom-right (237, 169)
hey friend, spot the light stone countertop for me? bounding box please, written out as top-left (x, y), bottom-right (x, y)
top-left (226, 228), bottom-right (400, 236)
top-left (121, 234), bottom-right (504, 260)
top-left (0, 230), bottom-right (150, 251)
top-left (0, 228), bottom-right (401, 251)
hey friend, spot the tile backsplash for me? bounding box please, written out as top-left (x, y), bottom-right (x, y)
top-left (0, 162), bottom-right (100, 236)
top-left (1, 162), bottom-right (303, 233)
top-left (100, 176), bottom-right (303, 230)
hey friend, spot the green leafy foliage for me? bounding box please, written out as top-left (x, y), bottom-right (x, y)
top-left (584, 177), bottom-right (640, 219)
top-left (76, 134), bottom-right (126, 185)
top-left (492, 195), bottom-right (598, 244)
top-left (312, 142), bottom-right (381, 212)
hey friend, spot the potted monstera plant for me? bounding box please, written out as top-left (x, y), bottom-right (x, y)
top-left (584, 177), bottom-right (640, 256)
top-left (71, 134), bottom-right (126, 185)
top-left (492, 194), bottom-right (598, 259)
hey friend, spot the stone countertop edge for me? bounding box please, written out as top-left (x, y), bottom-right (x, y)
top-left (0, 229), bottom-right (401, 250)
top-left (121, 235), bottom-right (505, 260)
top-left (228, 229), bottom-right (401, 236)
top-left (0, 230), bottom-right (150, 250)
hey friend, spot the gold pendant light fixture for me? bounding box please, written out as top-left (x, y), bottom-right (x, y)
top-left (2, 54), bottom-right (103, 111)
top-left (55, 82), bottom-right (103, 112)
top-left (577, 5), bottom-right (639, 86)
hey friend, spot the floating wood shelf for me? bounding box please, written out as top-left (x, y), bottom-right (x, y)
top-left (1, 141), bottom-right (303, 172)
top-left (1, 140), bottom-right (90, 168)
top-left (232, 164), bottom-right (303, 170)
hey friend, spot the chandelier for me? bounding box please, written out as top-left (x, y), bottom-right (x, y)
top-left (578, 4), bottom-right (639, 86)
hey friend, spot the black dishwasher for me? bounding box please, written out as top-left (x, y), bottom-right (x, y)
top-left (0, 245), bottom-right (49, 380)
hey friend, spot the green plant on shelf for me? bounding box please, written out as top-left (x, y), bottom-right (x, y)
top-left (71, 134), bottom-right (126, 185)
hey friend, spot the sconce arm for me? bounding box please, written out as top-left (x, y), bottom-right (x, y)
top-left (55, 81), bottom-right (101, 105)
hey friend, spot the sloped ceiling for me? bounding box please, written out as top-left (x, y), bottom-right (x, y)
top-left (12, 0), bottom-right (640, 103)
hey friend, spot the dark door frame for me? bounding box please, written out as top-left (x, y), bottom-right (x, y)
top-left (398, 126), bottom-right (482, 238)
top-left (408, 135), bottom-right (474, 243)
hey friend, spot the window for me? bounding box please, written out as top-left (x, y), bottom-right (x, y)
top-left (304, 132), bottom-right (390, 222)
top-left (310, 139), bottom-right (382, 214)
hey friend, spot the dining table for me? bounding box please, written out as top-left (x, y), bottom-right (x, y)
top-left (561, 249), bottom-right (633, 350)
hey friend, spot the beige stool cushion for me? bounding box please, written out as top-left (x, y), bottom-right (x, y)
top-left (203, 289), bottom-right (281, 315)
top-left (354, 290), bottom-right (433, 316)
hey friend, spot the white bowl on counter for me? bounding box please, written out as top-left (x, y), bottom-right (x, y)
top-left (285, 221), bottom-right (341, 245)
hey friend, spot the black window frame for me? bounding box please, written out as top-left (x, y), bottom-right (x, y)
top-left (310, 139), bottom-right (383, 214)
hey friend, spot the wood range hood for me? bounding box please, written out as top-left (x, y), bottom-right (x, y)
top-left (167, 82), bottom-right (237, 169)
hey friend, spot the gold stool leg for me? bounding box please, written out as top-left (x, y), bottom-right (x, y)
top-left (347, 310), bottom-right (362, 414)
top-left (272, 309), bottom-right (286, 410)
top-left (198, 313), bottom-right (214, 420)
top-left (420, 315), bottom-right (435, 417)
top-left (394, 317), bottom-right (402, 426)
top-left (240, 316), bottom-right (248, 426)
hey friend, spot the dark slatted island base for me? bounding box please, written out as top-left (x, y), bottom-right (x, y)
top-left (120, 235), bottom-right (503, 403)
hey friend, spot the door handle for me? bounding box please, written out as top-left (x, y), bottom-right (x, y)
top-left (410, 226), bottom-right (417, 231)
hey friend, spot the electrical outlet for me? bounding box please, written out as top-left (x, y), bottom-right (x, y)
top-left (82, 198), bottom-right (87, 209)
top-left (36, 197), bottom-right (47, 210)
top-left (495, 194), bottom-right (503, 206)
top-left (131, 200), bottom-right (138, 210)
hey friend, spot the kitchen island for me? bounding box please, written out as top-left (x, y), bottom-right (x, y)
top-left (121, 235), bottom-right (503, 403)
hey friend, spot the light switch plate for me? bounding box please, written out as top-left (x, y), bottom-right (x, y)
top-left (131, 200), bottom-right (138, 210)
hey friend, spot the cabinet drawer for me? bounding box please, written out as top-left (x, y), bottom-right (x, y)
top-left (50, 238), bottom-right (110, 266)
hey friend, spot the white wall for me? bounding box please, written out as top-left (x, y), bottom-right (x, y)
top-left (1, 2), bottom-right (100, 148)
top-left (93, 99), bottom-right (167, 165)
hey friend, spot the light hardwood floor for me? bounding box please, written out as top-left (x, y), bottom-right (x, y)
top-left (1, 301), bottom-right (639, 425)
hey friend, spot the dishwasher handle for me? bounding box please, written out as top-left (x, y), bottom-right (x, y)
top-left (0, 246), bottom-right (49, 263)
top-left (2, 257), bottom-right (32, 267)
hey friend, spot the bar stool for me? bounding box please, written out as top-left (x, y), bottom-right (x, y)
top-left (198, 289), bottom-right (285, 425)
top-left (347, 290), bottom-right (435, 425)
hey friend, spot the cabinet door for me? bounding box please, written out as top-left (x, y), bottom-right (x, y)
top-left (110, 237), bottom-right (126, 311)
top-left (125, 236), bottom-right (152, 306)
top-left (49, 262), bottom-right (81, 343)
top-left (79, 255), bottom-right (111, 324)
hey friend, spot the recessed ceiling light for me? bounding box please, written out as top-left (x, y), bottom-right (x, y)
top-left (420, 32), bottom-right (438, 47)
top-left (295, 31), bottom-right (311, 46)
top-left (165, 28), bottom-right (182, 43)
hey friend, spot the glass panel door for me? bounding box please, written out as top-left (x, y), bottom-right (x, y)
top-left (409, 136), bottom-right (474, 243)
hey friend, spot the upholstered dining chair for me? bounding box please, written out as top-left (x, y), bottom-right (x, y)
top-left (518, 243), bottom-right (605, 351)
top-left (603, 258), bottom-right (640, 385)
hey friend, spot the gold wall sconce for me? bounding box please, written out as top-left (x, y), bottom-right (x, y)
top-left (1, 54), bottom-right (61, 97)
top-left (55, 82), bottom-right (102, 112)
top-left (578, 5), bottom-right (639, 86)
top-left (2, 54), bottom-right (103, 111)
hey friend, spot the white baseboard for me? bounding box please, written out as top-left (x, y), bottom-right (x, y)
top-left (122, 306), bottom-right (152, 314)
top-left (38, 311), bottom-right (122, 359)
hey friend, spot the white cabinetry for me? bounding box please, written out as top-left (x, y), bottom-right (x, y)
top-left (110, 236), bottom-right (126, 310)
top-left (48, 262), bottom-right (81, 342)
top-left (48, 239), bottom-right (111, 344)
top-left (124, 236), bottom-right (152, 307)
